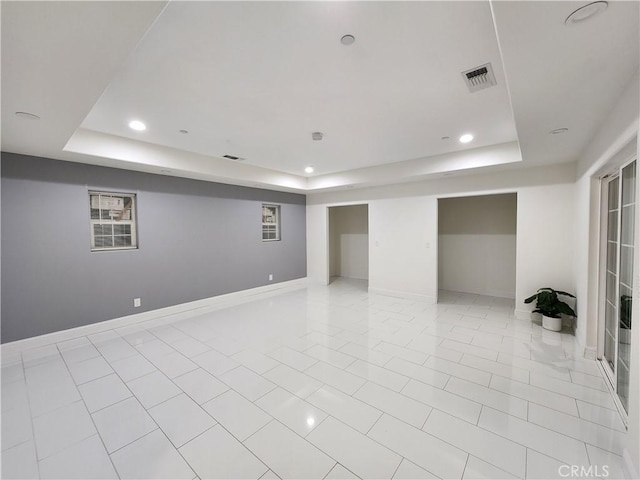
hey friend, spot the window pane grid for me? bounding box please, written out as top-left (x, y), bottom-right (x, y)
top-left (89, 192), bottom-right (137, 251)
top-left (262, 204), bottom-right (281, 241)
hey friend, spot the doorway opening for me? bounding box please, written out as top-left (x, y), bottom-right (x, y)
top-left (328, 204), bottom-right (369, 286)
top-left (438, 193), bottom-right (517, 300)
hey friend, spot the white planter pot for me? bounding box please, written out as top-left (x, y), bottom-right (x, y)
top-left (542, 315), bottom-right (562, 332)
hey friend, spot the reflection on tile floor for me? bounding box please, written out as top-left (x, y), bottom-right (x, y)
top-left (1, 278), bottom-right (627, 479)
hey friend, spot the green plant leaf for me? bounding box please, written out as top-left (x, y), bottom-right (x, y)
top-left (524, 287), bottom-right (576, 318)
top-left (554, 290), bottom-right (576, 298)
top-left (557, 302), bottom-right (577, 317)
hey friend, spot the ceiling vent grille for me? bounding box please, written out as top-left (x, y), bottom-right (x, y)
top-left (461, 63), bottom-right (497, 92)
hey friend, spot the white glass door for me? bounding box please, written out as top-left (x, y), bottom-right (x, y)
top-left (600, 159), bottom-right (635, 415)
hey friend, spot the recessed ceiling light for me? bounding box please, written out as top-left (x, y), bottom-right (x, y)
top-left (15, 111), bottom-right (40, 120)
top-left (178, 129), bottom-right (189, 134)
top-left (305, 166), bottom-right (314, 174)
top-left (340, 34), bottom-right (355, 46)
top-left (550, 128), bottom-right (569, 134)
top-left (565, 1), bottom-right (608, 25)
top-left (128, 120), bottom-right (146, 131)
top-left (459, 134), bottom-right (474, 143)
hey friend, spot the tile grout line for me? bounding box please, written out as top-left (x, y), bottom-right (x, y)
top-left (56, 340), bottom-right (123, 479)
top-left (459, 452), bottom-right (471, 480)
top-left (473, 406), bottom-right (601, 467)
top-left (241, 417), bottom-right (338, 479)
top-left (78, 333), bottom-right (210, 478)
top-left (7, 285), bottom-right (626, 479)
top-left (18, 352), bottom-right (43, 480)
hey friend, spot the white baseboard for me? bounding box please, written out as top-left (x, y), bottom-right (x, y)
top-left (483, 291), bottom-right (516, 300)
top-left (368, 287), bottom-right (436, 304)
top-left (1, 278), bottom-right (308, 360)
top-left (622, 448), bottom-right (639, 480)
top-left (583, 345), bottom-right (597, 360)
top-left (439, 287), bottom-right (514, 299)
top-left (514, 309), bottom-right (532, 320)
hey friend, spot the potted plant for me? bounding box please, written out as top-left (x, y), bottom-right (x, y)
top-left (524, 288), bottom-right (576, 332)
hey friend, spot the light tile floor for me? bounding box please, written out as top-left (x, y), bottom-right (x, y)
top-left (1, 278), bottom-right (627, 479)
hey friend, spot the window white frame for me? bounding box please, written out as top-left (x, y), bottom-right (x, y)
top-left (89, 191), bottom-right (138, 251)
top-left (262, 204), bottom-right (280, 241)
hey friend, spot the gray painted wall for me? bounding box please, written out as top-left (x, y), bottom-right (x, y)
top-left (1, 152), bottom-right (307, 343)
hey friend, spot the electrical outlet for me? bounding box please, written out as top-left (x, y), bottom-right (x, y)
top-left (268, 274), bottom-right (273, 281)
top-left (133, 298), bottom-right (141, 308)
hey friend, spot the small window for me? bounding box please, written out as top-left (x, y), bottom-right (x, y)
top-left (89, 191), bottom-right (138, 251)
top-left (262, 204), bottom-right (280, 241)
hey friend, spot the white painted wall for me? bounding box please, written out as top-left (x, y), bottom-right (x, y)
top-left (307, 163), bottom-right (576, 308)
top-left (438, 194), bottom-right (516, 298)
top-left (573, 173), bottom-right (599, 353)
top-left (514, 184), bottom-right (576, 317)
top-left (368, 196), bottom-right (438, 301)
top-left (329, 205), bottom-right (368, 280)
top-left (307, 204), bottom-right (329, 285)
top-left (308, 141), bottom-right (521, 190)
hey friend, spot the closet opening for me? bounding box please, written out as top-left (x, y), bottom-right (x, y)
top-left (438, 193), bottom-right (517, 301)
top-left (328, 204), bottom-right (369, 286)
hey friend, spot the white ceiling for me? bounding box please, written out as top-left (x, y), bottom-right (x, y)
top-left (2, 1), bottom-right (638, 193)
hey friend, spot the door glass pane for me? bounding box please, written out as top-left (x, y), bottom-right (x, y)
top-left (617, 161), bottom-right (635, 413)
top-left (620, 245), bottom-right (633, 289)
top-left (607, 240), bottom-right (617, 271)
top-left (609, 176), bottom-right (619, 207)
top-left (605, 300), bottom-right (616, 370)
top-left (622, 162), bottom-right (636, 205)
top-left (618, 284), bottom-right (632, 413)
top-left (607, 212), bottom-right (618, 241)
top-left (604, 176), bottom-right (619, 374)
top-left (621, 205), bottom-right (634, 246)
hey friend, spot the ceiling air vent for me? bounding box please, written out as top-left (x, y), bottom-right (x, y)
top-left (461, 63), bottom-right (497, 93)
top-left (223, 154), bottom-right (244, 161)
